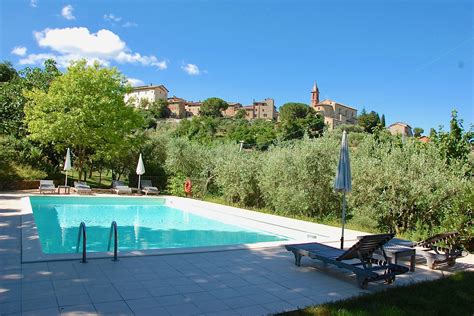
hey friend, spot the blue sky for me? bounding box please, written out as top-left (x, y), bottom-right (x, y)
top-left (1, 0), bottom-right (472, 132)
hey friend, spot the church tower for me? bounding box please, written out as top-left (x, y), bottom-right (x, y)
top-left (311, 81), bottom-right (319, 107)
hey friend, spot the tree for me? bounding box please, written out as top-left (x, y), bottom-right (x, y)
top-left (234, 108), bottom-right (247, 120)
top-left (138, 98), bottom-right (170, 128)
top-left (358, 109), bottom-right (381, 133)
top-left (279, 103), bottom-right (313, 122)
top-left (24, 60), bottom-right (144, 179)
top-left (0, 61), bottom-right (18, 82)
top-left (381, 114), bottom-right (386, 127)
top-left (0, 59), bottom-right (61, 136)
top-left (199, 97), bottom-right (228, 117)
top-left (278, 103), bottom-right (324, 140)
top-left (413, 127), bottom-right (424, 137)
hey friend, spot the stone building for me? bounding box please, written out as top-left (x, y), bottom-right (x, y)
top-left (124, 84), bottom-right (169, 108)
top-left (167, 96), bottom-right (187, 118)
top-left (310, 82), bottom-right (358, 129)
top-left (222, 102), bottom-right (243, 117)
top-left (388, 122), bottom-right (413, 137)
top-left (241, 99), bottom-right (277, 121)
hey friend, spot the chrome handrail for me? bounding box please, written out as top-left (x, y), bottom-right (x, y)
top-left (107, 221), bottom-right (118, 261)
top-left (76, 222), bottom-right (87, 263)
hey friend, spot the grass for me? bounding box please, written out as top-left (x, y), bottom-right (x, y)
top-left (63, 170), bottom-right (116, 188)
top-left (278, 271), bottom-right (474, 316)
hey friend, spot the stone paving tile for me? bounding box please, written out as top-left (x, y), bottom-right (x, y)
top-left (22, 307), bottom-right (61, 316)
top-left (22, 295), bottom-right (58, 312)
top-left (132, 306), bottom-right (170, 316)
top-left (86, 285), bottom-right (122, 303)
top-left (146, 284), bottom-right (179, 297)
top-left (59, 304), bottom-right (97, 315)
top-left (173, 283), bottom-right (205, 294)
top-left (124, 297), bottom-right (161, 312)
top-left (93, 301), bottom-right (133, 314)
top-left (208, 288), bottom-right (241, 300)
top-left (0, 300), bottom-right (22, 314)
top-left (221, 296), bottom-right (258, 309)
top-left (164, 302), bottom-right (202, 315)
top-left (155, 293), bottom-right (189, 306)
top-left (261, 301), bottom-right (297, 314)
top-left (232, 304), bottom-right (270, 316)
top-left (56, 293), bottom-right (92, 307)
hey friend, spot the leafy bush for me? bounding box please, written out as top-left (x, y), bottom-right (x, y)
top-left (349, 136), bottom-right (471, 236)
top-left (258, 137), bottom-right (341, 218)
top-left (213, 145), bottom-right (263, 206)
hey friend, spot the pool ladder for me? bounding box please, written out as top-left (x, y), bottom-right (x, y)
top-left (76, 221), bottom-right (118, 263)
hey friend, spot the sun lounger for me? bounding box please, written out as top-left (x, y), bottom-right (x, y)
top-left (140, 180), bottom-right (159, 195)
top-left (39, 180), bottom-right (56, 194)
top-left (411, 232), bottom-right (466, 269)
top-left (286, 233), bottom-right (409, 289)
top-left (74, 181), bottom-right (93, 195)
top-left (112, 180), bottom-right (132, 195)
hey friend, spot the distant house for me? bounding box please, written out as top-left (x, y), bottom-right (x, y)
top-left (310, 82), bottom-right (358, 129)
top-left (388, 122), bottom-right (413, 137)
top-left (124, 84), bottom-right (169, 108)
top-left (418, 136), bottom-right (430, 143)
top-left (241, 99), bottom-right (278, 121)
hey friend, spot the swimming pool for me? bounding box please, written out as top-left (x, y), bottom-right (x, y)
top-left (29, 196), bottom-right (287, 254)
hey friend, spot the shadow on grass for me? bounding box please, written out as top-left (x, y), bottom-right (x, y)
top-left (278, 271), bottom-right (474, 316)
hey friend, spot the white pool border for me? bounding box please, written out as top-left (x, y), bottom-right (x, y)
top-left (21, 195), bottom-right (365, 263)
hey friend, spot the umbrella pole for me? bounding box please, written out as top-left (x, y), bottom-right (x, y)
top-left (65, 171), bottom-right (68, 187)
top-left (138, 174), bottom-right (141, 195)
top-left (340, 192), bottom-right (346, 249)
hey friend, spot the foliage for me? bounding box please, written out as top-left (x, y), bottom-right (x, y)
top-left (138, 98), bottom-right (171, 128)
top-left (380, 113), bottom-right (386, 127)
top-left (167, 174), bottom-right (187, 197)
top-left (227, 119), bottom-right (277, 150)
top-left (234, 108), bottom-right (246, 119)
top-left (430, 110), bottom-right (473, 165)
top-left (413, 127), bottom-right (424, 137)
top-left (278, 103), bottom-right (325, 141)
top-left (213, 146), bottom-right (263, 206)
top-left (199, 97), bottom-right (229, 117)
top-left (357, 108), bottom-right (381, 133)
top-left (279, 102), bottom-right (313, 122)
top-left (24, 60), bottom-right (144, 179)
top-left (258, 138), bottom-right (341, 218)
top-left (0, 59), bottom-right (61, 136)
top-left (349, 136), bottom-right (471, 235)
top-left (0, 61), bottom-right (18, 82)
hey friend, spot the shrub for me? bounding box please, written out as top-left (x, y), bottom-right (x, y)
top-left (258, 137), bottom-right (341, 218)
top-left (213, 145), bottom-right (263, 207)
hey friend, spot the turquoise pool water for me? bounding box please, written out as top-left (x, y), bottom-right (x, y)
top-left (29, 196), bottom-right (287, 254)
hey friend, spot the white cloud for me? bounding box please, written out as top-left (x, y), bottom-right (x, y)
top-left (122, 22), bottom-right (138, 28)
top-left (181, 63), bottom-right (200, 75)
top-left (20, 27), bottom-right (166, 70)
top-left (61, 5), bottom-right (75, 20)
top-left (11, 46), bottom-right (27, 56)
top-left (127, 78), bottom-right (144, 87)
top-left (30, 0), bottom-right (38, 8)
top-left (104, 13), bottom-right (121, 22)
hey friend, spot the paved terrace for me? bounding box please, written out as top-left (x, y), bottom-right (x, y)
top-left (1, 193), bottom-right (473, 316)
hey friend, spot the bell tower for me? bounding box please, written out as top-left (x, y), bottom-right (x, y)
top-left (311, 81), bottom-right (319, 107)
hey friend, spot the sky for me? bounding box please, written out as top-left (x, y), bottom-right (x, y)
top-left (0, 0), bottom-right (472, 132)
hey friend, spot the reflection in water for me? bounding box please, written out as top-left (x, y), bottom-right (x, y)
top-left (31, 200), bottom-right (287, 254)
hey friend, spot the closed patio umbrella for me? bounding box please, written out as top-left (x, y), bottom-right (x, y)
top-left (64, 148), bottom-right (72, 186)
top-left (334, 130), bottom-right (352, 249)
top-left (136, 153), bottom-right (145, 193)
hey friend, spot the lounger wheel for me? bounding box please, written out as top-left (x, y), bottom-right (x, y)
top-left (385, 276), bottom-right (396, 284)
top-left (357, 278), bottom-right (369, 289)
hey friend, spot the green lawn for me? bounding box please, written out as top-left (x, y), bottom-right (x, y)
top-left (278, 271), bottom-right (474, 316)
top-left (63, 170), bottom-right (117, 188)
